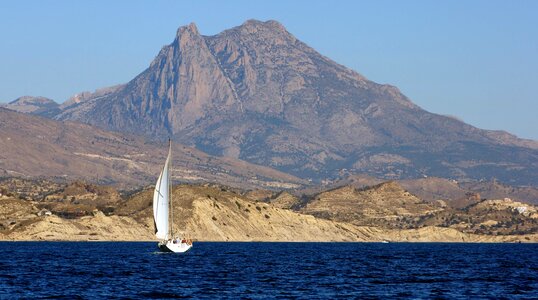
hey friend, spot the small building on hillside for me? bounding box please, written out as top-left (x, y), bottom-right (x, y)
top-left (515, 207), bottom-right (528, 214)
top-left (37, 209), bottom-right (52, 217)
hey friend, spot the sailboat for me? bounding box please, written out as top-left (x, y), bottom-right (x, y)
top-left (153, 140), bottom-right (193, 253)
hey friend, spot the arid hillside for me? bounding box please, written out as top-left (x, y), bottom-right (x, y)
top-left (295, 181), bottom-right (538, 236)
top-left (1, 179), bottom-right (536, 242)
top-left (300, 182), bottom-right (441, 228)
top-left (0, 108), bottom-right (304, 189)
top-left (295, 175), bottom-right (538, 206)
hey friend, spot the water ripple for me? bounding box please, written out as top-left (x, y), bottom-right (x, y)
top-left (0, 242), bottom-right (536, 298)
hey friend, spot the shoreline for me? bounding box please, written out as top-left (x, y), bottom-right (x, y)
top-left (0, 240), bottom-right (536, 243)
top-left (1, 234), bottom-right (536, 244)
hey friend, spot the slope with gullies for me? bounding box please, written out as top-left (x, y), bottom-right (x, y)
top-left (1, 181), bottom-right (537, 242)
top-left (297, 180), bottom-right (538, 236)
top-left (0, 196), bottom-right (153, 241)
top-left (301, 182), bottom-right (441, 228)
top-left (116, 184), bottom-right (371, 242)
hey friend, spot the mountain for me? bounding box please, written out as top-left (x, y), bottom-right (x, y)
top-left (0, 108), bottom-right (304, 189)
top-left (2, 96), bottom-right (60, 117)
top-left (47, 20), bottom-right (538, 185)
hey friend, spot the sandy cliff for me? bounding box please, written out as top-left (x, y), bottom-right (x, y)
top-left (1, 185), bottom-right (536, 242)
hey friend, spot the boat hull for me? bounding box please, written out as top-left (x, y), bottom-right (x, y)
top-left (158, 240), bottom-right (192, 253)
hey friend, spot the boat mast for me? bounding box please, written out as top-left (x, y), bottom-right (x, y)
top-left (169, 138), bottom-right (174, 239)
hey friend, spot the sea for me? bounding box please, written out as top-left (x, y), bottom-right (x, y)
top-left (0, 242), bottom-right (536, 299)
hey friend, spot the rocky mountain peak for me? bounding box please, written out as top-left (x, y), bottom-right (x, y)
top-left (175, 22), bottom-right (200, 40)
top-left (229, 19), bottom-right (296, 44)
top-left (169, 22), bottom-right (205, 57)
top-left (241, 19), bottom-right (287, 31)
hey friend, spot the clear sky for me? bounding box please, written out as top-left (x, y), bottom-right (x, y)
top-left (1, 0), bottom-right (537, 140)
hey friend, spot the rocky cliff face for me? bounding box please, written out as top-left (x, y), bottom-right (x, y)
top-left (50, 20), bottom-right (538, 185)
top-left (55, 23), bottom-right (241, 139)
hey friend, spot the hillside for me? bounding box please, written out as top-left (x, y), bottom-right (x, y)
top-left (294, 181), bottom-right (538, 236)
top-left (300, 182), bottom-right (440, 228)
top-left (294, 175), bottom-right (538, 206)
top-left (2, 182), bottom-right (536, 242)
top-left (0, 108), bottom-right (304, 189)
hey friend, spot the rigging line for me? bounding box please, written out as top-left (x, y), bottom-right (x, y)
top-left (169, 139), bottom-right (174, 238)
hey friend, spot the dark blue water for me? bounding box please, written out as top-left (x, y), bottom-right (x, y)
top-left (0, 242), bottom-right (537, 299)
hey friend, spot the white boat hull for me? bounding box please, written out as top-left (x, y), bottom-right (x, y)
top-left (158, 240), bottom-right (193, 253)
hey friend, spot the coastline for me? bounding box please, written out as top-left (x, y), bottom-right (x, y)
top-left (2, 219), bottom-right (536, 243)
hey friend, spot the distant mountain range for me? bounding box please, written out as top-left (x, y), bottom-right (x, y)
top-left (1, 96), bottom-right (60, 117)
top-left (3, 20), bottom-right (538, 186)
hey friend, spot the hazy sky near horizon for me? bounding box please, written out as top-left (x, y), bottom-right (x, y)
top-left (1, 0), bottom-right (537, 140)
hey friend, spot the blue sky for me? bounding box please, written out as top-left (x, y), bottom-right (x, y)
top-left (1, 0), bottom-right (537, 140)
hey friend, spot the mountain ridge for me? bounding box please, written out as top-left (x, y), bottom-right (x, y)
top-left (10, 19), bottom-right (538, 185)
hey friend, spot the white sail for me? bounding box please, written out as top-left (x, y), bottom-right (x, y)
top-left (153, 148), bottom-right (170, 240)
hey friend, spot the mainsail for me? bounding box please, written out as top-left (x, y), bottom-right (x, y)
top-left (153, 146), bottom-right (171, 240)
